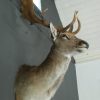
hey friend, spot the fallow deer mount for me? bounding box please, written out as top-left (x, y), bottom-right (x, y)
top-left (15, 0), bottom-right (89, 100)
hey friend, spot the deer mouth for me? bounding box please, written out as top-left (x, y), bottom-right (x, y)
top-left (76, 47), bottom-right (87, 53)
top-left (78, 40), bottom-right (89, 49)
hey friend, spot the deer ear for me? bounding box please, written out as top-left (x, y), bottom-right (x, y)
top-left (50, 22), bottom-right (57, 41)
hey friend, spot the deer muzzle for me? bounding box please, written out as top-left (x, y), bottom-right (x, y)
top-left (78, 40), bottom-right (89, 49)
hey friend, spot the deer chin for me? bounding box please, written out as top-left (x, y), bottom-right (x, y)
top-left (76, 47), bottom-right (88, 53)
top-left (68, 47), bottom-right (88, 56)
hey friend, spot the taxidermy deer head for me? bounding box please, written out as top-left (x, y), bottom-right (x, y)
top-left (50, 11), bottom-right (89, 54)
top-left (15, 9), bottom-right (89, 100)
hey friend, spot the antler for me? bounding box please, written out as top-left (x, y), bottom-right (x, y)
top-left (56, 11), bottom-right (78, 33)
top-left (20, 0), bottom-right (80, 34)
top-left (72, 17), bottom-right (81, 35)
top-left (20, 0), bottom-right (50, 27)
top-left (67, 11), bottom-right (78, 33)
top-left (64, 11), bottom-right (81, 35)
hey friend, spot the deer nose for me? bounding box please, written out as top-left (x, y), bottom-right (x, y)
top-left (78, 40), bottom-right (89, 49)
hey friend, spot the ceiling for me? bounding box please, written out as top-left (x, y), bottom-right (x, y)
top-left (55, 0), bottom-right (100, 63)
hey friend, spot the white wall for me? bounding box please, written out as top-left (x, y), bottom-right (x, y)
top-left (33, 0), bottom-right (41, 10)
top-left (76, 59), bottom-right (100, 100)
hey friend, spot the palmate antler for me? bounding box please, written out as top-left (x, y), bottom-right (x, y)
top-left (20, 0), bottom-right (80, 34)
top-left (20, 0), bottom-right (50, 27)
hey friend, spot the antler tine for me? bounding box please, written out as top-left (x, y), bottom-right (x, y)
top-left (72, 11), bottom-right (78, 24)
top-left (57, 11), bottom-right (78, 33)
top-left (72, 17), bottom-right (81, 35)
top-left (68, 11), bottom-right (78, 32)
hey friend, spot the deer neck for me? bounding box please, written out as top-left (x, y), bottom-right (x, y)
top-left (38, 45), bottom-right (71, 80)
top-left (16, 45), bottom-right (72, 94)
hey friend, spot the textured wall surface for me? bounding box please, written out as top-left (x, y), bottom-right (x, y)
top-left (0, 1), bottom-right (52, 100)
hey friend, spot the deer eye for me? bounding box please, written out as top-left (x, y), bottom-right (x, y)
top-left (62, 35), bottom-right (70, 40)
